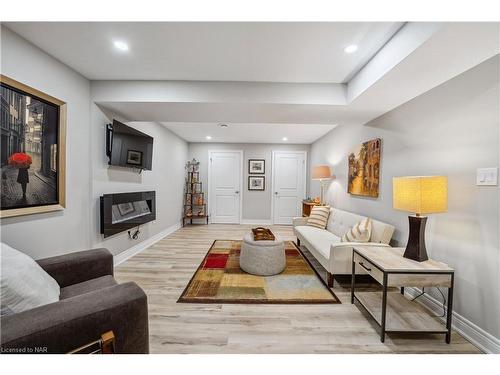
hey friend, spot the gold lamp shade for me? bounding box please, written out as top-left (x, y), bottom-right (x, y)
top-left (312, 165), bottom-right (331, 180)
top-left (393, 176), bottom-right (447, 215)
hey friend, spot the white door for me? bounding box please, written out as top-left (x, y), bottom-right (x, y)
top-left (272, 151), bottom-right (306, 225)
top-left (209, 150), bottom-right (242, 224)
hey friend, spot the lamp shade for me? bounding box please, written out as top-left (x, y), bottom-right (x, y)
top-left (312, 165), bottom-right (331, 180)
top-left (393, 176), bottom-right (447, 215)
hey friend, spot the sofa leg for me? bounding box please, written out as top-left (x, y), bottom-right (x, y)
top-left (327, 272), bottom-right (334, 288)
top-left (297, 238), bottom-right (301, 246)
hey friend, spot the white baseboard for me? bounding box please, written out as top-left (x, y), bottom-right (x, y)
top-left (405, 287), bottom-right (500, 354)
top-left (240, 219), bottom-right (273, 225)
top-left (113, 223), bottom-right (181, 266)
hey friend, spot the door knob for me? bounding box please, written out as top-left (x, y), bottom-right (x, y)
top-left (274, 192), bottom-right (278, 195)
top-left (235, 191), bottom-right (240, 194)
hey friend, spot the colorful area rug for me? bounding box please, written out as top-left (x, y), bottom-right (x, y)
top-left (178, 240), bottom-right (340, 304)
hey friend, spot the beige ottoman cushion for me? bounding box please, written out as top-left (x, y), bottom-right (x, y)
top-left (239, 233), bottom-right (286, 276)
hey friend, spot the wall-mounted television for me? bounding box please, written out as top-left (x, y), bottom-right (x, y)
top-left (106, 119), bottom-right (153, 171)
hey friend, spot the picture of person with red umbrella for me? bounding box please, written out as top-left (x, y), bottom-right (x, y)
top-left (8, 153), bottom-right (33, 200)
top-left (1, 81), bottom-right (59, 213)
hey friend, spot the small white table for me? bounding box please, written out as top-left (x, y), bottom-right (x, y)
top-left (351, 246), bottom-right (454, 343)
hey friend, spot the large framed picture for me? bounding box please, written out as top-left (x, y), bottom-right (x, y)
top-left (1, 75), bottom-right (66, 218)
top-left (348, 138), bottom-right (381, 198)
top-left (248, 159), bottom-right (265, 174)
top-left (248, 176), bottom-right (265, 191)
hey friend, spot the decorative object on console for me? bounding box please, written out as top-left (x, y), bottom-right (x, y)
top-left (0, 75), bottom-right (66, 218)
top-left (302, 200), bottom-right (319, 217)
top-left (341, 217), bottom-right (372, 243)
top-left (312, 165), bottom-right (332, 204)
top-left (183, 159), bottom-right (208, 226)
top-left (348, 138), bottom-right (381, 198)
top-left (248, 176), bottom-right (265, 191)
top-left (306, 205), bottom-right (330, 229)
top-left (393, 176), bottom-right (448, 262)
top-left (248, 159), bottom-right (265, 174)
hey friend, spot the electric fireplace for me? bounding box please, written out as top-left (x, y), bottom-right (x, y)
top-left (100, 191), bottom-right (156, 238)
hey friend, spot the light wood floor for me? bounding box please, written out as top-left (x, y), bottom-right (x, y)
top-left (115, 224), bottom-right (481, 354)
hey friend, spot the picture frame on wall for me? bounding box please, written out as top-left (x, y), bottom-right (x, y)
top-left (248, 159), bottom-right (265, 174)
top-left (248, 176), bottom-right (265, 191)
top-left (0, 75), bottom-right (66, 218)
top-left (347, 138), bottom-right (381, 198)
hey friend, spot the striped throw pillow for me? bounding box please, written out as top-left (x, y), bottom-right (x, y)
top-left (341, 218), bottom-right (372, 243)
top-left (307, 206), bottom-right (331, 229)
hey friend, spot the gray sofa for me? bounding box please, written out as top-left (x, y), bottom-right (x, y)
top-left (0, 248), bottom-right (149, 354)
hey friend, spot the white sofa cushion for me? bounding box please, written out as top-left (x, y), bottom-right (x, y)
top-left (0, 242), bottom-right (60, 316)
top-left (326, 208), bottom-right (394, 244)
top-left (295, 225), bottom-right (341, 259)
top-left (307, 205), bottom-right (330, 229)
top-left (341, 217), bottom-right (372, 242)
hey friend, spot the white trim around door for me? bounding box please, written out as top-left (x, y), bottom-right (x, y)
top-left (208, 150), bottom-right (243, 224)
top-left (271, 150), bottom-right (307, 225)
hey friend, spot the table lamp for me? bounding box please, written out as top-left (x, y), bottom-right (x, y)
top-left (312, 165), bottom-right (332, 205)
top-left (393, 176), bottom-right (447, 262)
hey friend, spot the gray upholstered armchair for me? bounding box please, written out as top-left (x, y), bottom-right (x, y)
top-left (0, 248), bottom-right (149, 354)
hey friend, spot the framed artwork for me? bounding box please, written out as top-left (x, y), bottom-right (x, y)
top-left (0, 75), bottom-right (66, 218)
top-left (248, 176), bottom-right (265, 191)
top-left (126, 150), bottom-right (143, 166)
top-left (348, 138), bottom-right (381, 198)
top-left (248, 159), bottom-right (265, 174)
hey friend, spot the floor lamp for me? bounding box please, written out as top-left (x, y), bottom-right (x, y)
top-left (312, 165), bottom-right (332, 205)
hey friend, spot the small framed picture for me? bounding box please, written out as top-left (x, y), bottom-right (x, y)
top-left (248, 176), bottom-right (265, 191)
top-left (127, 150), bottom-right (143, 166)
top-left (248, 159), bottom-right (265, 174)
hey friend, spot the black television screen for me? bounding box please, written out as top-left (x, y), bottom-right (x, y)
top-left (107, 120), bottom-right (153, 170)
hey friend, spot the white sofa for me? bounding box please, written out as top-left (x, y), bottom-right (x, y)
top-left (293, 208), bottom-right (395, 287)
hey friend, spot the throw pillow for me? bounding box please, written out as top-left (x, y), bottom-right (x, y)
top-left (341, 218), bottom-right (372, 243)
top-left (1, 242), bottom-right (60, 316)
top-left (307, 206), bottom-right (331, 229)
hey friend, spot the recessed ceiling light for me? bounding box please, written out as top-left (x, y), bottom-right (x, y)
top-left (344, 44), bottom-right (358, 54)
top-left (282, 137), bottom-right (288, 141)
top-left (219, 124), bottom-right (228, 128)
top-left (206, 135), bottom-right (212, 140)
top-left (113, 40), bottom-right (129, 52)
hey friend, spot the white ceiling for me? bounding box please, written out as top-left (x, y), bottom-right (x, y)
top-left (160, 122), bottom-right (336, 143)
top-left (5, 22), bottom-right (402, 82)
top-left (4, 22), bottom-right (498, 144)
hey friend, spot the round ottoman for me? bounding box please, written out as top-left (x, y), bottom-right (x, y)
top-left (239, 233), bottom-right (286, 276)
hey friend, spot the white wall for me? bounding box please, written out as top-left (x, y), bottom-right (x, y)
top-left (90, 104), bottom-right (188, 255)
top-left (0, 26), bottom-right (92, 259)
top-left (189, 143), bottom-right (310, 222)
top-left (310, 56), bottom-right (500, 344)
top-left (1, 27), bottom-right (188, 260)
